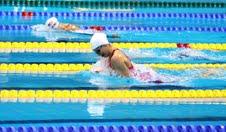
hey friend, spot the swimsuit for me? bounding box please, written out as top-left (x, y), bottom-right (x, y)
top-left (108, 49), bottom-right (163, 83)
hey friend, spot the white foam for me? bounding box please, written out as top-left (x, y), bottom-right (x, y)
top-left (169, 48), bottom-right (216, 60)
top-left (87, 101), bottom-right (105, 117)
top-left (31, 24), bottom-right (95, 41)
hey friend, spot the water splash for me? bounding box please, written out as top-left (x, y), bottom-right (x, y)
top-left (31, 24), bottom-right (79, 41)
top-left (88, 72), bottom-right (142, 89)
top-left (88, 61), bottom-right (226, 88)
top-left (123, 48), bottom-right (223, 62)
top-left (168, 48), bottom-right (217, 61)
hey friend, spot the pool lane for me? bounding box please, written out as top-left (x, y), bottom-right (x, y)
top-left (0, 48), bottom-right (225, 63)
top-left (0, 71), bottom-right (225, 89)
top-left (0, 102), bottom-right (225, 124)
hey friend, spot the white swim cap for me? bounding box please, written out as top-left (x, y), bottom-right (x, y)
top-left (90, 33), bottom-right (109, 50)
top-left (45, 17), bottom-right (59, 29)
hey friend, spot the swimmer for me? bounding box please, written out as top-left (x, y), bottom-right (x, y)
top-left (43, 17), bottom-right (119, 38)
top-left (90, 32), bottom-right (164, 83)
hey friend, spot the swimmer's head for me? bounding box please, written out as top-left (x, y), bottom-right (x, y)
top-left (45, 17), bottom-right (59, 29)
top-left (90, 33), bottom-right (111, 57)
top-left (90, 33), bottom-right (109, 50)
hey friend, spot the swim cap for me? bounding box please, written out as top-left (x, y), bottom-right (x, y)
top-left (90, 33), bottom-right (109, 50)
top-left (45, 17), bottom-right (59, 29)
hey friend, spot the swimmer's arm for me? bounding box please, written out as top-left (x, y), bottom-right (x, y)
top-left (111, 56), bottom-right (130, 77)
top-left (57, 23), bottom-right (80, 31)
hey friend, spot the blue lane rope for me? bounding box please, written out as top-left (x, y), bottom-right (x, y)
top-left (0, 11), bottom-right (225, 19)
top-left (0, 25), bottom-right (225, 32)
top-left (0, 125), bottom-right (225, 132)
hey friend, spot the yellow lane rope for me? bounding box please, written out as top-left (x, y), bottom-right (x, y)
top-left (0, 63), bottom-right (225, 73)
top-left (1, 97), bottom-right (225, 104)
top-left (0, 42), bottom-right (225, 53)
top-left (0, 90), bottom-right (225, 99)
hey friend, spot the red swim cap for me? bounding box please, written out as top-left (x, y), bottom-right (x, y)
top-left (22, 11), bottom-right (33, 17)
top-left (177, 43), bottom-right (191, 48)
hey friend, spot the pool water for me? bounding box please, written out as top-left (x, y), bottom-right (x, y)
top-left (0, 102), bottom-right (226, 126)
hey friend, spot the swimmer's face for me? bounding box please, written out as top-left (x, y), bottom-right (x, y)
top-left (93, 44), bottom-right (110, 57)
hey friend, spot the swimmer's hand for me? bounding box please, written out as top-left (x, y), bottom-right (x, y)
top-left (91, 67), bottom-right (103, 73)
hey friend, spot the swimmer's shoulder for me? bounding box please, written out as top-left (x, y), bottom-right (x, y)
top-left (111, 49), bottom-right (124, 59)
top-left (111, 50), bottom-right (132, 65)
top-left (110, 50), bottom-right (124, 63)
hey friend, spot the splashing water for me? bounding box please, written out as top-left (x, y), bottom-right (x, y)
top-left (124, 49), bottom-right (155, 58)
top-left (122, 48), bottom-right (222, 62)
top-left (86, 55), bottom-right (226, 88)
top-left (168, 48), bottom-right (217, 60)
top-left (31, 24), bottom-right (94, 41)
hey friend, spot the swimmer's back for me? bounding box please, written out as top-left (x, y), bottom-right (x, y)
top-left (110, 49), bottom-right (133, 70)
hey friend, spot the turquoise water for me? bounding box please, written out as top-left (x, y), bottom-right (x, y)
top-left (0, 49), bottom-right (226, 63)
top-left (0, 6), bottom-right (225, 42)
top-left (0, 1), bottom-right (226, 126)
top-left (2, 31), bottom-right (226, 42)
top-left (0, 49), bottom-right (225, 89)
top-left (0, 69), bottom-right (225, 89)
top-left (0, 102), bottom-right (226, 126)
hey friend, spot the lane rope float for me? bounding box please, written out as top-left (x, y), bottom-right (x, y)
top-left (0, 63), bottom-right (225, 73)
top-left (1, 11), bottom-right (225, 19)
top-left (1, 96), bottom-right (225, 103)
top-left (0, 90), bottom-right (225, 99)
top-left (0, 125), bottom-right (225, 132)
top-left (0, 24), bottom-right (225, 32)
top-left (0, 42), bottom-right (225, 53)
top-left (1, 0), bottom-right (225, 8)
top-left (0, 98), bottom-right (226, 105)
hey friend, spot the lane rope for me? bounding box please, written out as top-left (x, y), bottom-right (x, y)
top-left (0, 42), bottom-right (225, 53)
top-left (0, 90), bottom-right (225, 99)
top-left (0, 63), bottom-right (225, 73)
top-left (0, 125), bottom-right (225, 132)
top-left (1, 97), bottom-right (225, 104)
